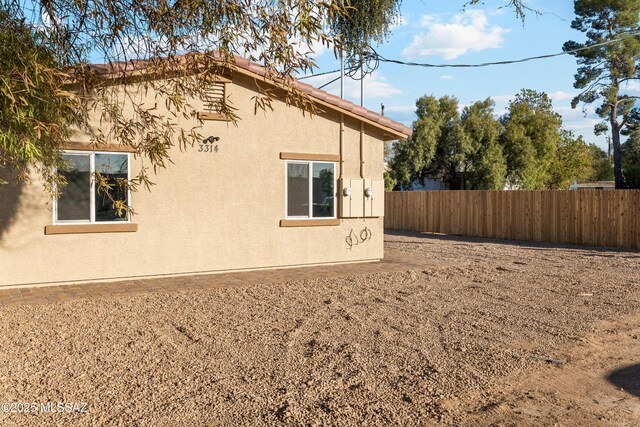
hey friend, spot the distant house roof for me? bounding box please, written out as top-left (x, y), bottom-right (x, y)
top-left (88, 55), bottom-right (412, 141)
top-left (570, 181), bottom-right (615, 189)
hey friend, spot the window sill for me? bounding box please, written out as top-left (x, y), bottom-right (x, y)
top-left (197, 112), bottom-right (232, 121)
top-left (280, 219), bottom-right (340, 227)
top-left (62, 142), bottom-right (137, 153)
top-left (280, 152), bottom-right (340, 162)
top-left (45, 223), bottom-right (138, 235)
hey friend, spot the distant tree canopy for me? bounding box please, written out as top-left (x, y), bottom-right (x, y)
top-left (462, 99), bottom-right (506, 190)
top-left (500, 90), bottom-right (562, 189)
top-left (621, 129), bottom-right (640, 188)
top-left (588, 144), bottom-right (615, 182)
top-left (386, 89), bottom-right (613, 191)
top-left (564, 0), bottom-right (640, 189)
top-left (547, 130), bottom-right (597, 190)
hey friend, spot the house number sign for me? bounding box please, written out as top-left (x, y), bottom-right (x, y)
top-left (198, 144), bottom-right (219, 153)
top-left (199, 136), bottom-right (220, 153)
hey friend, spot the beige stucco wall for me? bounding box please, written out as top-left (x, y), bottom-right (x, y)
top-left (0, 73), bottom-right (388, 287)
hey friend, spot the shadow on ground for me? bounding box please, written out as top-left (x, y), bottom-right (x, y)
top-left (384, 229), bottom-right (640, 256)
top-left (607, 364), bottom-right (640, 397)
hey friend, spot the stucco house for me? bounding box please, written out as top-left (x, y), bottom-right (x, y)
top-left (0, 57), bottom-right (411, 288)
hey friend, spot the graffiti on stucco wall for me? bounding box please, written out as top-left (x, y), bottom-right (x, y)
top-left (345, 227), bottom-right (372, 250)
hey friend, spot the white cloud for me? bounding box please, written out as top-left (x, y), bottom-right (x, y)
top-left (623, 80), bottom-right (640, 93)
top-left (402, 10), bottom-right (510, 60)
top-left (555, 105), bottom-right (594, 118)
top-left (381, 105), bottom-right (416, 124)
top-left (491, 92), bottom-right (580, 107)
top-left (356, 74), bottom-right (402, 98)
top-left (419, 15), bottom-right (439, 27)
top-left (385, 105), bottom-right (415, 114)
top-left (559, 105), bottom-right (601, 135)
top-left (440, 75), bottom-right (455, 81)
top-left (306, 73), bottom-right (401, 100)
top-left (289, 36), bottom-right (330, 59)
top-left (548, 90), bottom-right (578, 101)
top-left (490, 94), bottom-right (514, 104)
top-left (564, 118), bottom-right (601, 132)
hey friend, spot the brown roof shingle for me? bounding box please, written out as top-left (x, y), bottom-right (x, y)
top-left (89, 54), bottom-right (412, 139)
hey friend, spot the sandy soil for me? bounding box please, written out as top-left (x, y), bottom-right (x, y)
top-left (459, 311), bottom-right (640, 426)
top-left (0, 231), bottom-right (638, 426)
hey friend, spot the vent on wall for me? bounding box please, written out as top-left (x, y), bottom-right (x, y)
top-left (202, 82), bottom-right (226, 112)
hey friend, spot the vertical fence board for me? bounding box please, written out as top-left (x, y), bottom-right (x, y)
top-left (601, 191), bottom-right (609, 248)
top-left (635, 190), bottom-right (640, 249)
top-left (384, 190), bottom-right (640, 250)
top-left (618, 191), bottom-right (625, 248)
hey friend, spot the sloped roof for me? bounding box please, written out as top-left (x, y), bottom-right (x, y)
top-left (88, 55), bottom-right (412, 140)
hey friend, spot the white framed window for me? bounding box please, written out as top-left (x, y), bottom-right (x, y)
top-left (285, 160), bottom-right (336, 219)
top-left (54, 151), bottom-right (131, 224)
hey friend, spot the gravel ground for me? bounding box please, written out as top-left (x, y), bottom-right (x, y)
top-left (0, 232), bottom-right (639, 426)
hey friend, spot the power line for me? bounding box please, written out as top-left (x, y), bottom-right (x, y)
top-left (302, 31), bottom-right (640, 92)
top-left (300, 64), bottom-right (364, 91)
top-left (318, 75), bottom-right (342, 90)
top-left (304, 31), bottom-right (640, 93)
top-left (297, 63), bottom-right (365, 81)
top-left (297, 69), bottom-right (341, 80)
top-left (366, 31), bottom-right (640, 69)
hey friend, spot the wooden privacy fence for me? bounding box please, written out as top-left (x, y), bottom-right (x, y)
top-left (385, 190), bottom-right (640, 249)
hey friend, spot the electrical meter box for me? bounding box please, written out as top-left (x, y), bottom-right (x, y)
top-left (339, 178), bottom-right (384, 218)
top-left (339, 178), bottom-right (364, 218)
top-left (364, 179), bottom-right (385, 217)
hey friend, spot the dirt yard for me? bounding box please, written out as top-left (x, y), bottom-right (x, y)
top-left (0, 232), bottom-right (639, 426)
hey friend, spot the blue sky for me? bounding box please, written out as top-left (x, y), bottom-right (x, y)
top-left (303, 1), bottom-right (611, 149)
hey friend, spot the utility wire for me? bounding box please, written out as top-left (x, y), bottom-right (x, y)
top-left (297, 69), bottom-right (341, 80)
top-left (366, 31), bottom-right (640, 69)
top-left (299, 30), bottom-right (640, 91)
top-left (303, 31), bottom-right (640, 91)
top-left (298, 63), bottom-right (364, 81)
top-left (303, 64), bottom-right (365, 90)
top-left (318, 75), bottom-right (342, 90)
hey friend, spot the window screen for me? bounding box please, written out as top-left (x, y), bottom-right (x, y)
top-left (285, 161), bottom-right (336, 219)
top-left (57, 154), bottom-right (91, 221)
top-left (312, 163), bottom-right (335, 218)
top-left (95, 153), bottom-right (129, 222)
top-left (287, 163), bottom-right (309, 217)
top-left (55, 151), bottom-right (130, 224)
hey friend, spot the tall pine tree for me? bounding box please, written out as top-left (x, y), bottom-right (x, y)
top-left (564, 0), bottom-right (640, 189)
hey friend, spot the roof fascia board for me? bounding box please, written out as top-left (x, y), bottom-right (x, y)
top-left (230, 65), bottom-right (408, 140)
